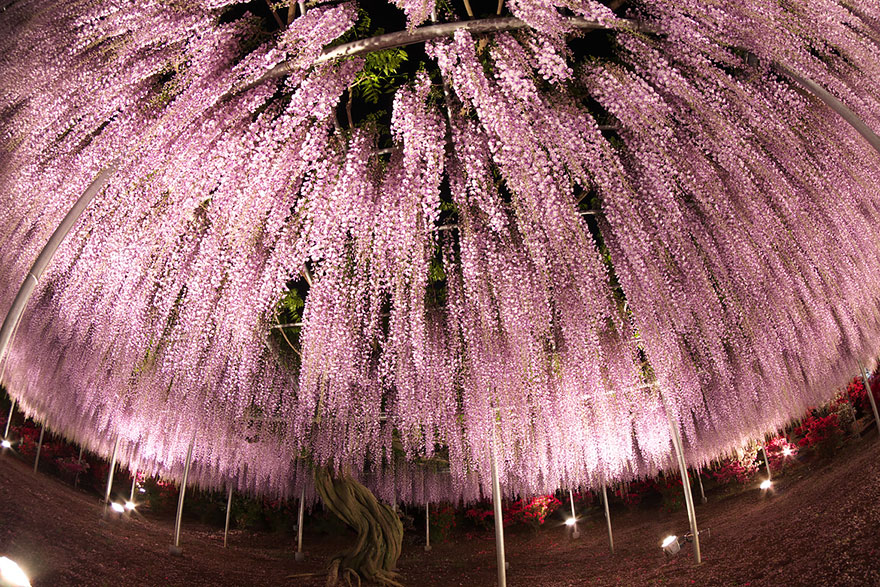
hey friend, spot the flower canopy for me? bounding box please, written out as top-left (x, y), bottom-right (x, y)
top-left (1, 0), bottom-right (879, 502)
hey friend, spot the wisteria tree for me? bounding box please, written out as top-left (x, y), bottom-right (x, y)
top-left (1, 0), bottom-right (880, 584)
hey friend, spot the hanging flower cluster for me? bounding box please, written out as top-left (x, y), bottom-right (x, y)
top-left (1, 0), bottom-right (879, 504)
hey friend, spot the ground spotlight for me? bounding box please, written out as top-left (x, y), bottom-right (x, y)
top-left (0, 440), bottom-right (11, 449)
top-left (110, 502), bottom-right (125, 514)
top-left (564, 517), bottom-right (576, 527)
top-left (782, 446), bottom-right (793, 457)
top-left (760, 479), bottom-right (772, 490)
top-left (124, 501), bottom-right (136, 511)
top-left (0, 556), bottom-right (31, 587)
top-left (661, 535), bottom-right (680, 556)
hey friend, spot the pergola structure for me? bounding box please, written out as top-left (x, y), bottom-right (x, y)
top-left (2, 0), bottom-right (880, 584)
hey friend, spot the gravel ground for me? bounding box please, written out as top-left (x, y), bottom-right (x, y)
top-left (1, 434), bottom-right (879, 586)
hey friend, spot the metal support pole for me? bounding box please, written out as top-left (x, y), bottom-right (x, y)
top-left (601, 484), bottom-right (614, 553)
top-left (770, 62), bottom-right (880, 156)
top-left (102, 437), bottom-right (120, 517)
top-left (129, 467), bottom-right (138, 502)
top-left (696, 469), bottom-right (707, 504)
top-left (859, 361), bottom-right (880, 435)
top-left (32, 426), bottom-right (45, 473)
top-left (170, 435), bottom-right (195, 554)
top-left (3, 399), bottom-right (14, 439)
top-left (224, 486), bottom-right (233, 548)
top-left (0, 167), bottom-right (116, 370)
top-left (421, 502), bottom-right (430, 552)
top-left (761, 445), bottom-right (772, 481)
top-left (490, 435), bottom-right (507, 587)
top-left (74, 445), bottom-right (84, 487)
top-left (568, 489), bottom-right (580, 539)
top-left (662, 395), bottom-right (701, 564)
top-left (295, 486), bottom-right (305, 561)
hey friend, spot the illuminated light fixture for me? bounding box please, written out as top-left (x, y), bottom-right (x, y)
top-left (124, 501), bottom-right (136, 511)
top-left (138, 487), bottom-right (146, 493)
top-left (564, 517), bottom-right (576, 527)
top-left (661, 535), bottom-right (680, 556)
top-left (0, 556), bottom-right (31, 587)
top-left (782, 447), bottom-right (793, 457)
top-left (760, 479), bottom-right (772, 490)
top-left (0, 440), bottom-right (11, 449)
top-left (110, 502), bottom-right (125, 514)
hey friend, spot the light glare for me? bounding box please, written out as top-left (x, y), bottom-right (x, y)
top-left (0, 556), bottom-right (31, 587)
top-left (661, 535), bottom-right (677, 548)
top-left (110, 502), bottom-right (125, 513)
top-left (124, 501), bottom-right (136, 511)
top-left (782, 447), bottom-right (793, 456)
top-left (760, 479), bottom-right (772, 490)
top-left (564, 517), bottom-right (576, 526)
top-left (1, 440), bottom-right (11, 448)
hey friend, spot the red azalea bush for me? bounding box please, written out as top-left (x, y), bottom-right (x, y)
top-left (464, 504), bottom-right (494, 529)
top-left (843, 374), bottom-right (880, 417)
top-left (503, 495), bottom-right (562, 529)
top-left (11, 422), bottom-right (42, 458)
top-left (654, 474), bottom-right (685, 511)
top-left (429, 504), bottom-right (457, 541)
top-left (55, 455), bottom-right (90, 477)
top-left (763, 435), bottom-right (798, 470)
top-left (795, 411), bottom-right (842, 457)
top-left (615, 479), bottom-right (655, 507)
top-left (711, 447), bottom-right (759, 485)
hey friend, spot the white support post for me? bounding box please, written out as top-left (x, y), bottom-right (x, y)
top-left (696, 468), bottom-right (707, 504)
top-left (859, 361), bottom-right (880, 435)
top-left (102, 437), bottom-right (120, 517)
top-left (568, 489), bottom-right (580, 539)
top-left (490, 433), bottom-right (507, 587)
top-left (601, 484), bottom-right (613, 553)
top-left (129, 467), bottom-right (138, 502)
top-left (761, 445), bottom-right (772, 481)
top-left (74, 445), bottom-right (84, 487)
top-left (33, 426), bottom-right (45, 473)
top-left (295, 486), bottom-right (305, 561)
top-left (3, 399), bottom-right (14, 439)
top-left (425, 502), bottom-right (432, 551)
top-left (170, 435), bottom-right (195, 555)
top-left (662, 395), bottom-right (701, 564)
top-left (224, 486), bottom-right (233, 548)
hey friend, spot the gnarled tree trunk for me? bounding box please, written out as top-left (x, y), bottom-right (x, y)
top-left (314, 467), bottom-right (404, 587)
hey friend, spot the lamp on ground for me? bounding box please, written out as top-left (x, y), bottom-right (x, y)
top-left (0, 440), bottom-right (10, 449)
top-left (124, 501), bottom-right (136, 511)
top-left (662, 529), bottom-right (709, 557)
top-left (564, 517), bottom-right (576, 527)
top-left (110, 502), bottom-right (125, 514)
top-left (661, 535), bottom-right (681, 556)
top-left (760, 479), bottom-right (772, 491)
top-left (0, 556), bottom-right (31, 587)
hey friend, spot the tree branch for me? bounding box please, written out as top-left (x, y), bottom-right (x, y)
top-left (233, 16), bottom-right (624, 96)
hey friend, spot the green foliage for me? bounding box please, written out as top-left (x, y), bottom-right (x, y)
top-left (428, 257), bottom-right (446, 283)
top-left (278, 288), bottom-right (305, 320)
top-left (335, 10), bottom-right (411, 105)
top-left (233, 495), bottom-right (296, 533)
top-left (353, 48), bottom-right (410, 104)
